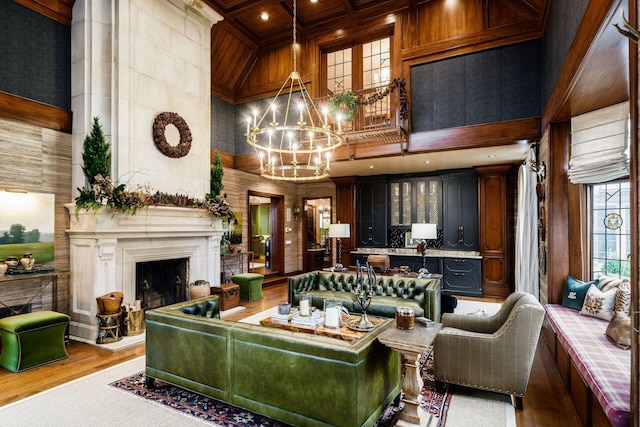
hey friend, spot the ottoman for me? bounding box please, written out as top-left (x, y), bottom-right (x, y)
top-left (0, 311), bottom-right (70, 372)
top-left (231, 273), bottom-right (264, 301)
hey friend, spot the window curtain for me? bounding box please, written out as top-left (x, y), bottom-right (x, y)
top-left (515, 146), bottom-right (539, 298)
top-left (568, 102), bottom-right (629, 184)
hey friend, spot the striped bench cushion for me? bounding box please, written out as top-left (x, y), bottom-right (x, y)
top-left (545, 304), bottom-right (630, 427)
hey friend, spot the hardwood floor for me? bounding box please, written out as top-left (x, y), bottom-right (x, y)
top-left (0, 282), bottom-right (581, 426)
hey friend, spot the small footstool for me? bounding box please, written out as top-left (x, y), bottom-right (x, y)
top-left (0, 311), bottom-right (70, 372)
top-left (231, 273), bottom-right (265, 301)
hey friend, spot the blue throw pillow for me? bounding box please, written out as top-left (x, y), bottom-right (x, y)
top-left (561, 276), bottom-right (599, 310)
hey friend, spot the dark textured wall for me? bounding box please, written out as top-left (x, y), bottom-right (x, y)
top-left (410, 39), bottom-right (541, 132)
top-left (234, 97), bottom-right (283, 155)
top-left (541, 0), bottom-right (589, 110)
top-left (211, 96), bottom-right (237, 154)
top-left (0, 2), bottom-right (71, 110)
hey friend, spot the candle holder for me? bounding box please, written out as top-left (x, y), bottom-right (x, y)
top-left (346, 261), bottom-right (376, 331)
top-left (299, 291), bottom-right (312, 317)
top-left (323, 299), bottom-right (343, 329)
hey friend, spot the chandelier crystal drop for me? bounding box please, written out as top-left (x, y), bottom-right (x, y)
top-left (245, 0), bottom-right (344, 181)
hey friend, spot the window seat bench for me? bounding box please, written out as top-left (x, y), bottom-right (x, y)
top-left (542, 304), bottom-right (630, 427)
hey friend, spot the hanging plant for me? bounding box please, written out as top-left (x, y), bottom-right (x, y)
top-left (329, 91), bottom-right (359, 122)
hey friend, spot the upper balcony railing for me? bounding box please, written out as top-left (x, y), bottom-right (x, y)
top-left (316, 78), bottom-right (409, 146)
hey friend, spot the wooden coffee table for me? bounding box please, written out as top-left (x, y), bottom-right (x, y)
top-left (378, 322), bottom-right (442, 427)
top-left (259, 312), bottom-right (386, 341)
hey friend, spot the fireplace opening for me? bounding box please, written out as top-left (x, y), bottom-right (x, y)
top-left (136, 258), bottom-right (189, 310)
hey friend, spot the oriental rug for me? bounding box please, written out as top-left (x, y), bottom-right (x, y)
top-left (108, 347), bottom-right (449, 427)
top-left (0, 302), bottom-right (513, 427)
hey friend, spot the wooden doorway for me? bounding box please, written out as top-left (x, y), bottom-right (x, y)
top-left (248, 191), bottom-right (284, 277)
top-left (302, 197), bottom-right (332, 271)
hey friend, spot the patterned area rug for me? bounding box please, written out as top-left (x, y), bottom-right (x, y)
top-left (110, 347), bottom-right (451, 427)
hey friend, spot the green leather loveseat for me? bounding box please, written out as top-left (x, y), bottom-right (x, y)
top-left (145, 296), bottom-right (401, 427)
top-left (288, 271), bottom-right (442, 321)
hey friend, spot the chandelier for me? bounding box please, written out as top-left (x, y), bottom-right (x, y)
top-left (245, 0), bottom-right (344, 181)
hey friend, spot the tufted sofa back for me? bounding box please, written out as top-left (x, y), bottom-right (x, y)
top-left (288, 271), bottom-right (441, 320)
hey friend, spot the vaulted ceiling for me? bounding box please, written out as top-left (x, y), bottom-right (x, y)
top-left (203, 0), bottom-right (550, 103)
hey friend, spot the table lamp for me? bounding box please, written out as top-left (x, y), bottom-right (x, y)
top-left (411, 223), bottom-right (437, 275)
top-left (328, 223), bottom-right (350, 271)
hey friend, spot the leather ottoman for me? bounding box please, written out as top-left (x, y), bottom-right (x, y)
top-left (0, 310), bottom-right (69, 372)
top-left (231, 273), bottom-right (264, 301)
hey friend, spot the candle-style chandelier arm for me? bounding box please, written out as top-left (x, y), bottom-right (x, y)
top-left (244, 0), bottom-right (344, 182)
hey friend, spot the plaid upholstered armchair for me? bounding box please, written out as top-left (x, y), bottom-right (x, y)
top-left (433, 292), bottom-right (545, 409)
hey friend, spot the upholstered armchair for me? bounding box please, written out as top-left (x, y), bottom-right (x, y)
top-left (433, 292), bottom-right (544, 408)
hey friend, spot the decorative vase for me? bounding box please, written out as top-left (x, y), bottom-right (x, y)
top-left (189, 280), bottom-right (211, 299)
top-left (20, 253), bottom-right (35, 270)
top-left (4, 257), bottom-right (19, 269)
top-left (0, 263), bottom-right (7, 276)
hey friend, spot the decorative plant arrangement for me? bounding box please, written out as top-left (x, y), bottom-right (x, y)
top-left (328, 78), bottom-right (408, 124)
top-left (329, 90), bottom-right (359, 122)
top-left (75, 116), bottom-right (233, 220)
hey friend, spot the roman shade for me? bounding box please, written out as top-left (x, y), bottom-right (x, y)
top-left (568, 102), bottom-right (630, 184)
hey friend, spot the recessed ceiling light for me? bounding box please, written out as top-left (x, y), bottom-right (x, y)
top-left (424, 160), bottom-right (430, 164)
top-left (310, 0), bottom-right (318, 3)
top-left (369, 165), bottom-right (375, 169)
top-left (261, 12), bottom-right (269, 21)
top-left (488, 154), bottom-right (497, 158)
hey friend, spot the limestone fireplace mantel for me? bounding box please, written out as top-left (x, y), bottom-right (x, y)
top-left (65, 204), bottom-right (224, 340)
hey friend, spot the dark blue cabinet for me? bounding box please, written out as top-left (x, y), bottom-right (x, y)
top-left (441, 172), bottom-right (479, 251)
top-left (357, 177), bottom-right (388, 247)
top-left (442, 257), bottom-right (482, 296)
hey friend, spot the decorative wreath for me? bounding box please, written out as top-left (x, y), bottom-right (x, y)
top-left (152, 112), bottom-right (192, 158)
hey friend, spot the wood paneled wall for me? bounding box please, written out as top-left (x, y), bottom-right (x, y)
top-left (540, 122), bottom-right (570, 305)
top-left (220, 0), bottom-right (548, 103)
top-left (477, 164), bottom-right (513, 297)
top-left (222, 167), bottom-right (334, 274)
top-left (0, 116), bottom-right (72, 313)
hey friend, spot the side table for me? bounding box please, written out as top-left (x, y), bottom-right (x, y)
top-left (96, 312), bottom-right (122, 344)
top-left (210, 283), bottom-right (240, 311)
top-left (378, 323), bottom-right (442, 427)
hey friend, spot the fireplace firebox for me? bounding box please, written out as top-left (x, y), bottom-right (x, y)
top-left (136, 258), bottom-right (188, 310)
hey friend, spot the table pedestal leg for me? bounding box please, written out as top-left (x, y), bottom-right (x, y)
top-left (395, 351), bottom-right (435, 427)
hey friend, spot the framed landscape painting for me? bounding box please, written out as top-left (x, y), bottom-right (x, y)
top-left (0, 191), bottom-right (55, 263)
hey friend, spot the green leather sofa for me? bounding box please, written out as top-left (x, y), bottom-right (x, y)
top-left (145, 296), bottom-right (401, 427)
top-left (288, 271), bottom-right (442, 321)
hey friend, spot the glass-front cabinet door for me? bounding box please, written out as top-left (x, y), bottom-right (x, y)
top-left (390, 180), bottom-right (412, 227)
top-left (415, 178), bottom-right (441, 227)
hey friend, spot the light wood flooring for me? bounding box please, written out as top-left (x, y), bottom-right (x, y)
top-left (0, 281), bottom-right (581, 426)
